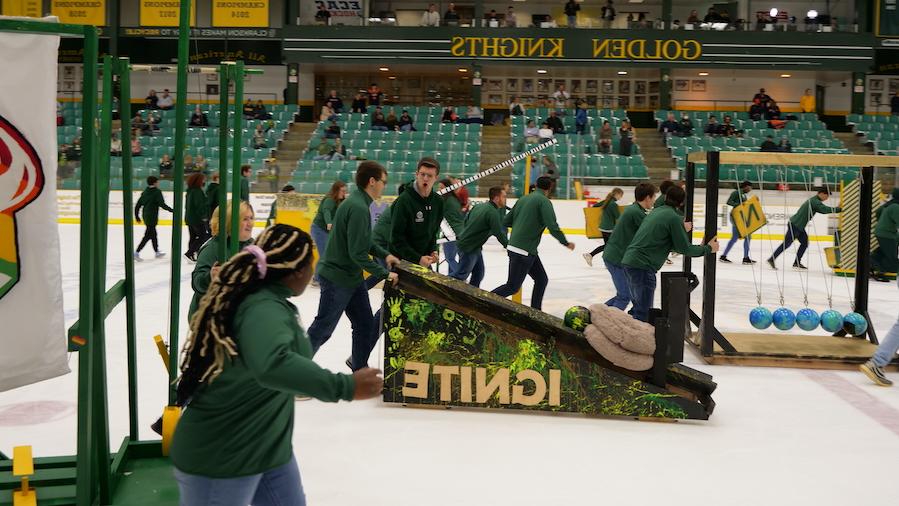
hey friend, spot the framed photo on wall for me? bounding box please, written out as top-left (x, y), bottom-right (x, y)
top-left (507, 79), bottom-right (518, 92)
top-left (522, 79), bottom-right (534, 92)
top-left (870, 79), bottom-right (884, 91)
top-left (488, 79), bottom-right (502, 91)
top-left (618, 80), bottom-right (630, 94)
top-left (649, 95), bottom-right (659, 109)
top-left (571, 79), bottom-right (582, 93)
top-left (634, 96), bottom-right (647, 109)
top-left (635, 81), bottom-right (647, 95)
top-left (649, 81), bottom-right (660, 94)
top-left (586, 95), bottom-right (597, 106)
top-left (537, 80), bottom-right (548, 92)
top-left (691, 79), bottom-right (706, 92)
top-left (586, 79), bottom-right (598, 93)
top-left (618, 96), bottom-right (630, 109)
top-left (890, 79), bottom-right (899, 94)
top-left (871, 93), bottom-right (882, 106)
top-left (675, 79), bottom-right (689, 91)
top-left (488, 94), bottom-right (504, 105)
top-left (602, 80), bottom-right (614, 93)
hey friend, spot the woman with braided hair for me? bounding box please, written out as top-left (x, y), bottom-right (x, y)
top-left (171, 224), bottom-right (384, 505)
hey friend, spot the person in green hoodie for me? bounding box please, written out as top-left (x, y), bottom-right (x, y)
top-left (308, 162), bottom-right (399, 371)
top-left (184, 172), bottom-right (209, 261)
top-left (602, 182), bottom-right (657, 310)
top-left (239, 164), bottom-right (251, 201)
top-left (719, 180), bottom-right (756, 265)
top-left (309, 180), bottom-right (347, 282)
top-left (450, 186), bottom-right (509, 287)
top-left (389, 157), bottom-right (445, 267)
top-left (134, 175), bottom-right (174, 261)
top-left (440, 177), bottom-right (466, 274)
top-left (205, 173), bottom-right (220, 216)
top-left (622, 185), bottom-right (718, 322)
top-left (583, 187), bottom-right (623, 266)
top-left (654, 179), bottom-right (677, 209)
top-left (872, 188), bottom-right (899, 280)
top-left (171, 224), bottom-right (384, 504)
top-left (492, 176), bottom-right (575, 310)
top-left (767, 187), bottom-right (841, 270)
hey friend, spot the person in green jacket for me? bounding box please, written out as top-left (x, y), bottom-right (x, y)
top-left (134, 175), bottom-right (174, 261)
top-left (239, 164), bottom-right (251, 201)
top-left (872, 188), bottom-right (899, 280)
top-left (266, 184), bottom-right (295, 228)
top-left (440, 177), bottom-right (467, 274)
top-left (450, 186), bottom-right (509, 287)
top-left (308, 162), bottom-right (399, 371)
top-left (309, 180), bottom-right (347, 282)
top-left (602, 182), bottom-right (657, 310)
top-left (389, 157), bottom-right (445, 266)
top-left (654, 179), bottom-right (677, 209)
top-left (583, 187), bottom-right (623, 266)
top-left (622, 185), bottom-right (718, 322)
top-left (767, 187), bottom-right (841, 270)
top-left (171, 224), bottom-right (384, 503)
top-left (184, 172), bottom-right (210, 262)
top-left (205, 173), bottom-right (220, 216)
top-left (719, 180), bottom-right (756, 265)
top-left (491, 176), bottom-right (575, 310)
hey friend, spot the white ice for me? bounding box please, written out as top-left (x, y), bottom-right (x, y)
top-left (2, 223), bottom-right (899, 506)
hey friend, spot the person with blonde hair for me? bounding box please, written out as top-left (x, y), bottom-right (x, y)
top-left (583, 187), bottom-right (623, 266)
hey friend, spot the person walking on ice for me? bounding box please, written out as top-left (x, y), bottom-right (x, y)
top-left (767, 187), bottom-right (841, 270)
top-left (134, 175), bottom-right (173, 260)
top-left (719, 180), bottom-right (756, 265)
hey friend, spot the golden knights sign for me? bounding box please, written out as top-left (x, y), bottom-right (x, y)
top-left (450, 36), bottom-right (702, 61)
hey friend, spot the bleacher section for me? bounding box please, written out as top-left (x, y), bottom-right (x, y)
top-left (56, 102), bottom-right (295, 190)
top-left (654, 110), bottom-right (856, 183)
top-left (847, 114), bottom-right (899, 155)
top-left (293, 107), bottom-right (481, 196)
top-left (510, 108), bottom-right (648, 193)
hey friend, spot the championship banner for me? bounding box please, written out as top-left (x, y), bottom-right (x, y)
top-left (0, 20), bottom-right (69, 391)
top-left (212, 0), bottom-right (269, 27)
top-left (1, 0), bottom-right (42, 17)
top-left (51, 0), bottom-right (106, 25)
top-left (140, 0), bottom-right (197, 27)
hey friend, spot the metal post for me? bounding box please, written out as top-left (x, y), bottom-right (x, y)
top-left (683, 161), bottom-right (696, 276)
top-left (167, 0), bottom-right (193, 405)
top-left (230, 61), bottom-right (245, 256)
top-left (854, 166), bottom-right (877, 343)
top-left (217, 64), bottom-right (230, 261)
top-left (119, 58), bottom-right (139, 441)
top-left (701, 152), bottom-right (720, 357)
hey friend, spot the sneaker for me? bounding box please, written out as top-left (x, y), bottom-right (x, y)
top-left (582, 252), bottom-right (593, 267)
top-left (133, 252), bottom-right (143, 262)
top-left (155, 251), bottom-right (166, 258)
top-left (150, 416), bottom-right (163, 435)
top-left (860, 360), bottom-right (893, 387)
top-left (793, 261), bottom-right (808, 270)
top-left (767, 258), bottom-right (777, 270)
top-left (294, 395), bottom-right (312, 401)
top-left (719, 256), bottom-right (732, 264)
top-left (742, 258), bottom-right (757, 265)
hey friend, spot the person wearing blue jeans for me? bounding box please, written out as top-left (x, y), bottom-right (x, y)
top-left (601, 182), bottom-right (656, 311)
top-left (720, 180), bottom-right (755, 265)
top-left (623, 266), bottom-right (657, 322)
top-left (452, 251), bottom-right (486, 287)
top-left (860, 281), bottom-right (899, 386)
top-left (174, 456), bottom-right (306, 506)
top-left (493, 252), bottom-right (549, 308)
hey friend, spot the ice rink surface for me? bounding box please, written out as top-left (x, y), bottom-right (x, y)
top-left (2, 223), bottom-right (899, 506)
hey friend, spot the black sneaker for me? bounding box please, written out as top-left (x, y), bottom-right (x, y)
top-left (860, 360), bottom-right (893, 387)
top-left (719, 256), bottom-right (732, 264)
top-left (793, 262), bottom-right (808, 270)
top-left (742, 258), bottom-right (757, 265)
top-left (767, 258), bottom-right (777, 270)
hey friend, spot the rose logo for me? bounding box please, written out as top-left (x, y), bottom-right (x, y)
top-left (0, 114), bottom-right (44, 299)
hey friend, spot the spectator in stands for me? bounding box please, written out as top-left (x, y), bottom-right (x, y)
top-left (552, 84), bottom-right (570, 112)
top-left (441, 106), bottom-right (458, 123)
top-left (564, 0), bottom-right (580, 27)
top-left (779, 137), bottom-right (792, 152)
top-left (509, 96), bottom-right (524, 116)
top-left (766, 99), bottom-right (782, 120)
top-left (749, 98), bottom-right (766, 121)
top-left (157, 89), bottom-right (174, 110)
top-left (704, 115), bottom-right (721, 136)
top-left (398, 110), bottom-right (416, 131)
top-left (800, 89), bottom-right (815, 113)
top-left (759, 136), bottom-right (779, 152)
top-left (131, 130), bottom-right (142, 156)
top-left (540, 156), bottom-right (559, 183)
top-left (131, 113), bottom-right (150, 136)
top-left (184, 154), bottom-right (195, 172)
top-left (721, 115), bottom-right (742, 137)
top-left (194, 155), bottom-right (208, 173)
top-left (189, 105), bottom-right (209, 127)
top-left (253, 100), bottom-right (272, 120)
top-left (242, 99), bottom-right (255, 118)
top-left (600, 1), bottom-right (616, 28)
top-left (686, 10), bottom-right (700, 24)
top-left (671, 19), bottom-right (682, 29)
top-left (314, 137), bottom-right (333, 160)
top-left (315, 3), bottom-right (331, 25)
top-left (148, 111), bottom-right (162, 132)
top-left (719, 10), bottom-right (731, 26)
top-left (420, 4), bottom-right (441, 26)
top-left (253, 124), bottom-right (267, 149)
top-left (524, 119), bottom-right (540, 144)
top-left (703, 7), bottom-right (721, 22)
top-left (320, 103), bottom-right (337, 122)
top-left (145, 90), bottom-right (159, 109)
top-left (325, 90), bottom-right (343, 113)
top-left (505, 6), bottom-right (517, 27)
top-left (598, 120), bottom-right (613, 153)
top-left (444, 3), bottom-right (460, 25)
top-left (371, 107), bottom-right (388, 131)
top-left (753, 88), bottom-right (772, 105)
top-left (330, 139), bottom-right (347, 160)
top-left (618, 119), bottom-right (635, 156)
top-left (385, 109), bottom-right (399, 131)
top-left (461, 105), bottom-right (483, 124)
top-left (538, 122), bottom-right (555, 143)
top-left (240, 164), bottom-right (252, 201)
top-left (546, 110), bottom-right (565, 134)
top-left (110, 133), bottom-right (122, 156)
top-left (659, 112), bottom-right (679, 135)
top-left (367, 84), bottom-right (384, 106)
top-left (485, 9), bottom-right (500, 25)
top-left (575, 100), bottom-right (588, 135)
top-left (325, 119), bottom-right (341, 139)
top-left (351, 93), bottom-right (367, 113)
top-left (159, 154), bottom-right (174, 177)
top-left (891, 91), bottom-right (899, 116)
top-left (676, 112), bottom-right (694, 136)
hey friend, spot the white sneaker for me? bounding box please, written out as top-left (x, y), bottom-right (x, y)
top-left (582, 252), bottom-right (593, 267)
top-left (155, 251), bottom-right (166, 258)
top-left (133, 252), bottom-right (143, 262)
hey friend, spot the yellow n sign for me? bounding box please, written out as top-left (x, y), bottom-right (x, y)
top-left (732, 195), bottom-right (767, 238)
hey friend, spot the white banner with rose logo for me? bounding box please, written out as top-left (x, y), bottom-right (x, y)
top-left (0, 18), bottom-right (69, 391)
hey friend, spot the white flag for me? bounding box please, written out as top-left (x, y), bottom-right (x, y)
top-left (0, 19), bottom-right (69, 391)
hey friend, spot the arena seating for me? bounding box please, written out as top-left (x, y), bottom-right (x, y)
top-left (846, 114), bottom-right (899, 155)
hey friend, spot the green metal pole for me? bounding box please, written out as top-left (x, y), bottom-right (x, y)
top-left (119, 57), bottom-right (139, 441)
top-left (217, 64), bottom-right (230, 261)
top-left (230, 61), bottom-right (245, 256)
top-left (75, 25), bottom-right (99, 506)
top-left (167, 0), bottom-right (193, 405)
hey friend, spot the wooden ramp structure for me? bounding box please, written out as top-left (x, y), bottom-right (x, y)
top-left (382, 263), bottom-right (717, 421)
top-left (684, 151), bottom-right (899, 369)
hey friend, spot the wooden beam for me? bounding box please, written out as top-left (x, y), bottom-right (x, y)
top-left (686, 151), bottom-right (899, 167)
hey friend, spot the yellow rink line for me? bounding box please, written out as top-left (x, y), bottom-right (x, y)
top-left (57, 218), bottom-right (834, 242)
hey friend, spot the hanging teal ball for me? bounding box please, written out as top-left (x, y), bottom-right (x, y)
top-left (820, 309), bottom-right (843, 333)
top-left (749, 306), bottom-right (773, 329)
top-left (563, 305), bottom-right (592, 331)
top-left (795, 308), bottom-right (821, 331)
top-left (843, 312), bottom-right (868, 337)
top-left (772, 307), bottom-right (796, 331)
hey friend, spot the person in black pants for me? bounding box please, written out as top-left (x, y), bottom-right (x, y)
top-left (134, 176), bottom-right (174, 260)
top-left (184, 172), bottom-right (210, 261)
top-left (584, 188), bottom-right (622, 266)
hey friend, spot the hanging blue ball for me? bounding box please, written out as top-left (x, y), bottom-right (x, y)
top-left (843, 312), bottom-right (868, 337)
top-left (749, 306), bottom-right (773, 330)
top-left (795, 308), bottom-right (821, 331)
top-left (820, 310), bottom-right (844, 333)
top-left (772, 307), bottom-right (796, 331)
